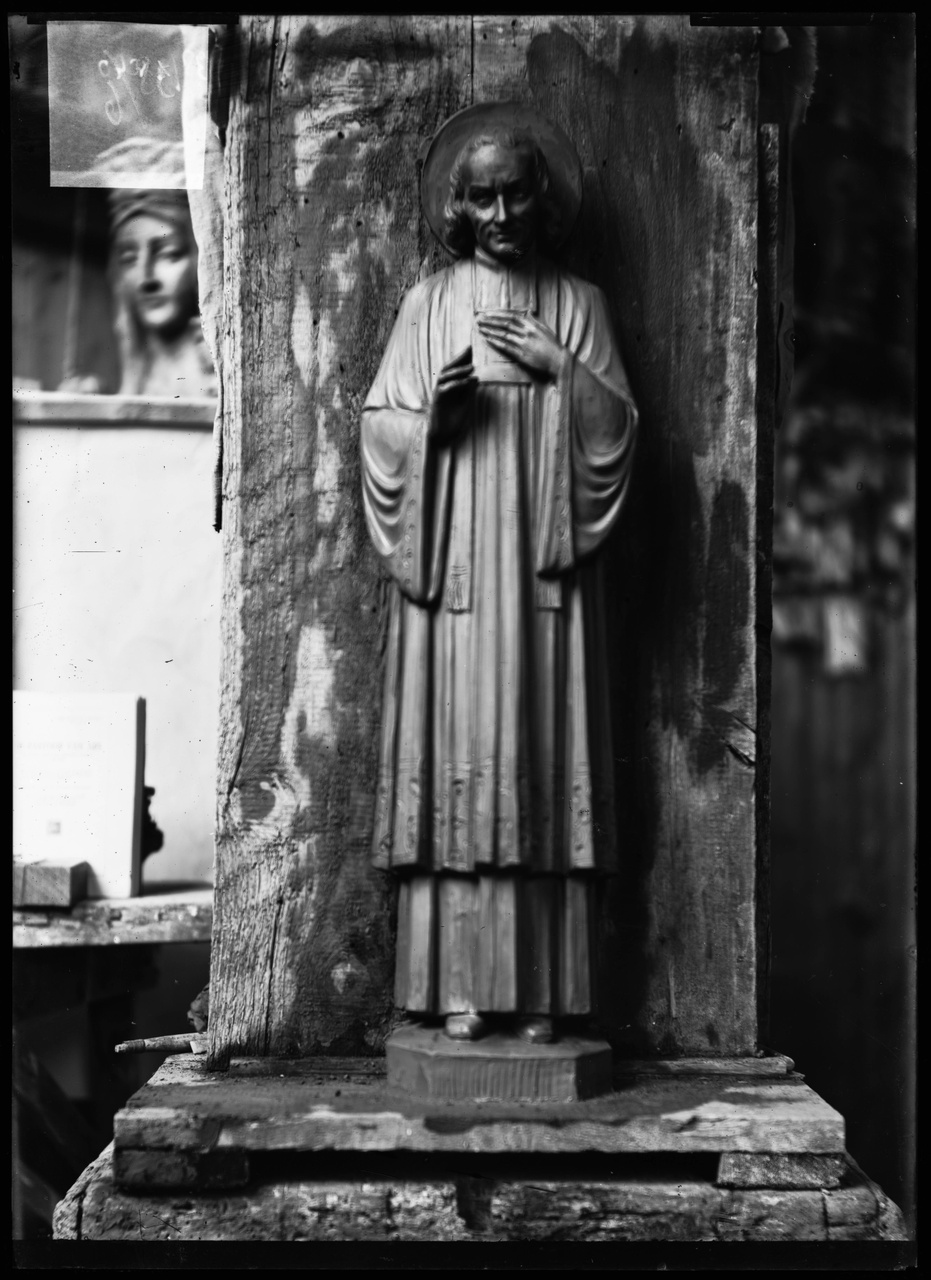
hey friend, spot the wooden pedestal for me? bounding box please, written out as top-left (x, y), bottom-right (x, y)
top-left (385, 1025), bottom-right (613, 1102)
top-left (52, 1055), bottom-right (909, 1243)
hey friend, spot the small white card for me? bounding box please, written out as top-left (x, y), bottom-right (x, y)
top-left (46, 21), bottom-right (207, 190)
top-left (13, 692), bottom-right (145, 898)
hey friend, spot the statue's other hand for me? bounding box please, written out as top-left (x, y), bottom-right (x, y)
top-left (476, 313), bottom-right (569, 380)
top-left (430, 347), bottom-right (477, 443)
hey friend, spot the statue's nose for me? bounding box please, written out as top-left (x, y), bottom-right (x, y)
top-left (140, 256), bottom-right (160, 289)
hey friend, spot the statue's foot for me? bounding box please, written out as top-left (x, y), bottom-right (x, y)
top-left (444, 1013), bottom-right (488, 1041)
top-left (516, 1016), bottom-right (554, 1044)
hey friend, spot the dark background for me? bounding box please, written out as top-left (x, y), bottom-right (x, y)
top-left (767, 15), bottom-right (915, 1233)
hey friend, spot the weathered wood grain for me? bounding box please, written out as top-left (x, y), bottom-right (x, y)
top-left (209, 16), bottom-right (472, 1068)
top-left (111, 1054), bottom-right (846, 1189)
top-left (13, 860), bottom-right (89, 908)
top-left (615, 1054), bottom-right (792, 1077)
top-left (209, 15), bottom-right (772, 1062)
top-left (465, 15), bottom-right (764, 1054)
top-left (57, 1144), bottom-right (907, 1242)
top-left (717, 1152), bottom-right (846, 1189)
top-left (112, 1147), bottom-right (249, 1191)
top-left (754, 122), bottom-right (780, 1047)
top-left (13, 885), bottom-right (213, 949)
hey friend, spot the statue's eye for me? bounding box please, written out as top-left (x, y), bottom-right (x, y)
top-left (118, 250), bottom-right (138, 267)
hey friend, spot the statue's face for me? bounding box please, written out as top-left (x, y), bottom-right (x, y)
top-left (113, 214), bottom-right (199, 337)
top-left (461, 142), bottom-right (539, 262)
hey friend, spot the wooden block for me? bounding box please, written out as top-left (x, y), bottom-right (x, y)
top-left (111, 1055), bottom-right (849, 1189)
top-left (717, 1152), bottom-right (847, 1189)
top-left (112, 1147), bottom-right (250, 1191)
top-left (824, 1184), bottom-right (883, 1235)
top-left (386, 1025), bottom-right (613, 1103)
top-left (13, 860), bottom-right (90, 908)
top-left (615, 1055), bottom-right (794, 1078)
top-left (714, 1188), bottom-right (827, 1241)
top-left (13, 692), bottom-right (145, 899)
top-left (55, 1147), bottom-right (910, 1242)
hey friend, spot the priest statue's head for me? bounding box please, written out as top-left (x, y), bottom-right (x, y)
top-left (422, 102), bottom-right (583, 263)
top-left (443, 129), bottom-right (563, 261)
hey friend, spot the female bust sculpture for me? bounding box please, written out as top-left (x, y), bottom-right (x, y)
top-left (60, 138), bottom-right (216, 398)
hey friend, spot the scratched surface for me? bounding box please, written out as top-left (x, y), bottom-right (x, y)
top-left (46, 20), bottom-right (208, 187)
top-left (113, 1055), bottom-right (845, 1161)
top-left (468, 14), bottom-right (765, 1059)
top-left (207, 16), bottom-right (768, 1064)
top-left (209, 17), bottom-right (469, 1066)
top-left (58, 1123), bottom-right (909, 1243)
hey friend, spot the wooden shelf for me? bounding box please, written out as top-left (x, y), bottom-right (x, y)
top-left (13, 883), bottom-right (213, 949)
top-left (13, 390), bottom-right (217, 427)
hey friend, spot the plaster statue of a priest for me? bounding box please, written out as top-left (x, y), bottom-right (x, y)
top-left (361, 103), bottom-right (638, 1046)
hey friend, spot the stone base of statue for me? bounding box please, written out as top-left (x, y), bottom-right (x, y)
top-left (52, 1054), bottom-right (910, 1249)
top-left (385, 1023), bottom-right (613, 1102)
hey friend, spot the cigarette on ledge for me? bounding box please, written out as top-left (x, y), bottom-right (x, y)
top-left (114, 1033), bottom-right (208, 1055)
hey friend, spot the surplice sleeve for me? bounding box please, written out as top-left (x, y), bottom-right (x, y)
top-left (535, 280), bottom-right (638, 574)
top-left (360, 282), bottom-right (453, 605)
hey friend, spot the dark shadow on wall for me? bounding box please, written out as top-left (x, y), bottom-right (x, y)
top-left (767, 15), bottom-right (915, 1231)
top-left (525, 21), bottom-right (757, 1056)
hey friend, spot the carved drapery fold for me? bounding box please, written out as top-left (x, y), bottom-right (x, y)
top-left (362, 255), bottom-right (637, 879)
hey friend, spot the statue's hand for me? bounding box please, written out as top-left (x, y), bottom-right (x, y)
top-left (476, 312), bottom-right (569, 380)
top-left (429, 346), bottom-right (477, 444)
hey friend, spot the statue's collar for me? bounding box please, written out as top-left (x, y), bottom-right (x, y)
top-left (472, 243), bottom-right (537, 269)
top-left (470, 248), bottom-right (538, 313)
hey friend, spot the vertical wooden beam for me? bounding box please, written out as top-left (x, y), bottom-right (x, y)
top-left (209, 17), bottom-right (471, 1066)
top-left (210, 15), bottom-right (767, 1063)
top-left (755, 122), bottom-right (780, 1048)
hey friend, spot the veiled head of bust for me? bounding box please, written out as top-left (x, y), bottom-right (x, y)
top-left (444, 129), bottom-right (562, 262)
top-left (98, 139), bottom-right (200, 341)
top-left (109, 195), bottom-right (199, 339)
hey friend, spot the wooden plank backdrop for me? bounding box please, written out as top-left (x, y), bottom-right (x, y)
top-left (206, 15), bottom-right (770, 1066)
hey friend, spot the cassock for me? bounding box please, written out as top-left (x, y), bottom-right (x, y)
top-left (361, 248), bottom-right (638, 1018)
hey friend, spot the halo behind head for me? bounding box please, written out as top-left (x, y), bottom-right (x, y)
top-left (422, 102), bottom-right (583, 257)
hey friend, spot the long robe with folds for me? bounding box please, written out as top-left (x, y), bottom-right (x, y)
top-left (361, 250), bottom-right (638, 1018)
